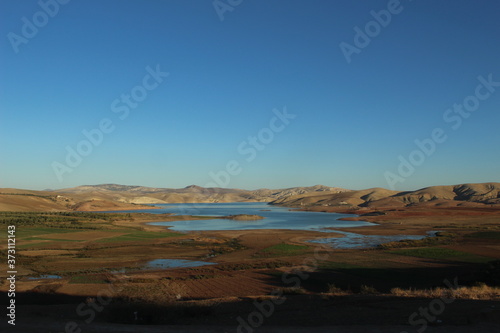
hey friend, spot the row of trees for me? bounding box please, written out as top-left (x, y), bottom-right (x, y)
top-left (0, 211), bottom-right (133, 226)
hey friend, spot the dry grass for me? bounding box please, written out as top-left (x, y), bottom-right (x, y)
top-left (391, 283), bottom-right (500, 300)
top-left (118, 280), bottom-right (187, 304)
top-left (324, 284), bottom-right (379, 295)
top-left (29, 283), bottom-right (63, 294)
top-left (359, 285), bottom-right (379, 295)
top-left (325, 283), bottom-right (350, 295)
top-left (276, 287), bottom-right (307, 295)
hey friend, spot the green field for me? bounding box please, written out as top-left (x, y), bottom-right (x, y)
top-left (96, 231), bottom-right (182, 243)
top-left (389, 247), bottom-right (492, 263)
top-left (18, 242), bottom-right (60, 249)
top-left (0, 211), bottom-right (132, 227)
top-left (0, 212), bottom-right (184, 248)
top-left (318, 261), bottom-right (362, 270)
top-left (465, 231), bottom-right (500, 239)
top-left (69, 275), bottom-right (110, 284)
top-left (258, 243), bottom-right (309, 257)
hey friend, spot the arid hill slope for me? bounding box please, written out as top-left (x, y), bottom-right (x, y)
top-left (0, 188), bottom-right (155, 212)
top-left (270, 182), bottom-right (500, 209)
top-left (57, 184), bottom-right (347, 205)
top-left (3, 182), bottom-right (498, 212)
top-left (0, 184), bottom-right (347, 212)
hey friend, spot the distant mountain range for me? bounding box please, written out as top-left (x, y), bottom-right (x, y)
top-left (0, 184), bottom-right (346, 211)
top-left (58, 184), bottom-right (347, 204)
top-left (0, 182), bottom-right (499, 212)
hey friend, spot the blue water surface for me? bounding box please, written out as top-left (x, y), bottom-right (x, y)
top-left (108, 202), bottom-right (433, 249)
top-left (139, 202), bottom-right (375, 231)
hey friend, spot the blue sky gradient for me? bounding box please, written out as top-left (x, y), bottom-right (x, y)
top-left (1, 0), bottom-right (499, 191)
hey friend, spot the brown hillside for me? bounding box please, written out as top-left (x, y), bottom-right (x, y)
top-left (271, 182), bottom-right (500, 209)
top-left (0, 184), bottom-right (348, 212)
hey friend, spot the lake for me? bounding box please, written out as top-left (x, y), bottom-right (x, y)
top-left (132, 202), bottom-right (376, 231)
top-left (110, 202), bottom-right (431, 248)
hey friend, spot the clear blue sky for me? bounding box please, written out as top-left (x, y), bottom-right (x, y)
top-left (1, 0), bottom-right (499, 191)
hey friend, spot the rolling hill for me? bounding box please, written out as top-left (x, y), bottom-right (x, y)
top-left (1, 182), bottom-right (499, 212)
top-left (0, 184), bottom-right (347, 212)
top-left (270, 182), bottom-right (500, 209)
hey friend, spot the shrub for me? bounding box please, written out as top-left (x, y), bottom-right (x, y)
top-left (359, 285), bottom-right (378, 294)
top-left (390, 284), bottom-right (500, 300)
top-left (326, 283), bottom-right (348, 295)
top-left (276, 287), bottom-right (307, 295)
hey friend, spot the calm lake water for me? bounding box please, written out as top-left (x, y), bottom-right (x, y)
top-left (110, 202), bottom-right (431, 249)
top-left (139, 202), bottom-right (376, 231)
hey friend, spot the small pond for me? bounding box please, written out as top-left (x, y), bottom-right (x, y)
top-left (144, 259), bottom-right (216, 270)
top-left (26, 275), bottom-right (62, 280)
